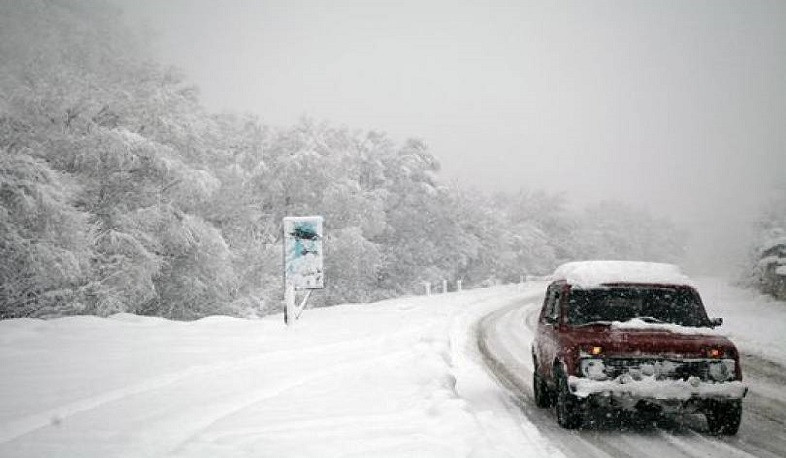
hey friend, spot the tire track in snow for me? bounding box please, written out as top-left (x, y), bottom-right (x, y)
top-left (660, 430), bottom-right (756, 458)
top-left (447, 288), bottom-right (564, 457)
top-left (167, 346), bottom-right (417, 454)
top-left (170, 290), bottom-right (531, 455)
top-left (478, 291), bottom-right (786, 458)
top-left (477, 300), bottom-right (617, 457)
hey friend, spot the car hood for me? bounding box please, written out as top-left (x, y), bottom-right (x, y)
top-left (564, 323), bottom-right (739, 359)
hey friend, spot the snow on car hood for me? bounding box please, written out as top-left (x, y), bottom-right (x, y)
top-left (610, 318), bottom-right (724, 336)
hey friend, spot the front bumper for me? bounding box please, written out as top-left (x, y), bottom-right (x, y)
top-left (568, 375), bottom-right (747, 411)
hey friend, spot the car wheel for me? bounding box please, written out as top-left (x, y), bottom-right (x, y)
top-left (533, 370), bottom-right (552, 408)
top-left (555, 368), bottom-right (583, 429)
top-left (706, 399), bottom-right (742, 435)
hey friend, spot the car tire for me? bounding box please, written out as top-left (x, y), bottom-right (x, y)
top-left (555, 368), bottom-right (583, 429)
top-left (533, 369), bottom-right (552, 408)
top-left (706, 399), bottom-right (742, 435)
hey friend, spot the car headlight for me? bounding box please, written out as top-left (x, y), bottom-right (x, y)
top-left (580, 358), bottom-right (607, 380)
top-left (708, 359), bottom-right (735, 382)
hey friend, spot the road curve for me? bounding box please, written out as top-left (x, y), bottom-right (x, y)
top-left (478, 291), bottom-right (786, 458)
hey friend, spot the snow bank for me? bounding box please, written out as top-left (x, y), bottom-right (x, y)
top-left (0, 286), bottom-right (553, 457)
top-left (553, 261), bottom-right (693, 288)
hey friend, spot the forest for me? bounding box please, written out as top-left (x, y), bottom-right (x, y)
top-left (0, 0), bottom-right (689, 319)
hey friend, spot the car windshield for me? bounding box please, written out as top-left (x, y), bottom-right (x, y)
top-left (567, 286), bottom-right (710, 327)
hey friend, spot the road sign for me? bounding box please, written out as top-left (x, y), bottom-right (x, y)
top-left (283, 216), bottom-right (324, 289)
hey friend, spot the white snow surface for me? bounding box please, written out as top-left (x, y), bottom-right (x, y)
top-left (0, 286), bottom-right (557, 458)
top-left (696, 277), bottom-right (786, 367)
top-left (552, 261), bottom-right (693, 288)
top-left (760, 236), bottom-right (786, 253)
top-left (1, 278), bottom-right (784, 457)
top-left (609, 319), bottom-right (723, 336)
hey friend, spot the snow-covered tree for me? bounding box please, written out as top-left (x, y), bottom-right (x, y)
top-left (743, 192), bottom-right (786, 296)
top-left (0, 150), bottom-right (92, 318)
top-left (0, 0), bottom-right (694, 319)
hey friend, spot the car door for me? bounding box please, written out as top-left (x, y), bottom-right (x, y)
top-left (535, 282), bottom-right (561, 379)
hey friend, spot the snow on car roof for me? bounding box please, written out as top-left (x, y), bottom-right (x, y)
top-left (552, 260), bottom-right (694, 288)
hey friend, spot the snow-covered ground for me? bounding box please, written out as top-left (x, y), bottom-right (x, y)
top-left (694, 277), bottom-right (786, 367)
top-left (1, 278), bottom-right (784, 457)
top-left (0, 285), bottom-right (559, 457)
top-left (479, 277), bottom-right (786, 457)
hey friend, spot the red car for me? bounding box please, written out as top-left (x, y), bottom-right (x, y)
top-left (531, 261), bottom-right (747, 434)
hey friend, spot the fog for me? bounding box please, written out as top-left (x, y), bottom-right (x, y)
top-left (116, 0), bottom-right (785, 275)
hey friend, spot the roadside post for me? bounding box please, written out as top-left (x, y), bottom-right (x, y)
top-left (283, 216), bottom-right (324, 325)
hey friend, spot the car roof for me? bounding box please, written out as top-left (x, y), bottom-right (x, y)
top-left (552, 260), bottom-right (694, 289)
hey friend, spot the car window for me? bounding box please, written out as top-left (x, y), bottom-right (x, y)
top-left (542, 284), bottom-right (560, 324)
top-left (567, 286), bottom-right (710, 326)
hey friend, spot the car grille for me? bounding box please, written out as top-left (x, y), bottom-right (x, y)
top-left (603, 358), bottom-right (711, 381)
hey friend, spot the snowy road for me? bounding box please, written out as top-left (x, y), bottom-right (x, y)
top-left (478, 280), bottom-right (786, 458)
top-left (1, 280), bottom-right (784, 457)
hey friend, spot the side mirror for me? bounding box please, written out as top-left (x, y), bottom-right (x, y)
top-left (710, 317), bottom-right (723, 328)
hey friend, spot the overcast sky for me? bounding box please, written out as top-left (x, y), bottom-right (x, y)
top-left (115, 0), bottom-right (785, 273)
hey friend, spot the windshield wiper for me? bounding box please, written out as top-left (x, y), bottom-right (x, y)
top-left (573, 320), bottom-right (612, 327)
top-left (637, 316), bottom-right (669, 324)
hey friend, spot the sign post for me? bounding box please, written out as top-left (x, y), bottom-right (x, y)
top-left (283, 216), bottom-right (324, 325)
